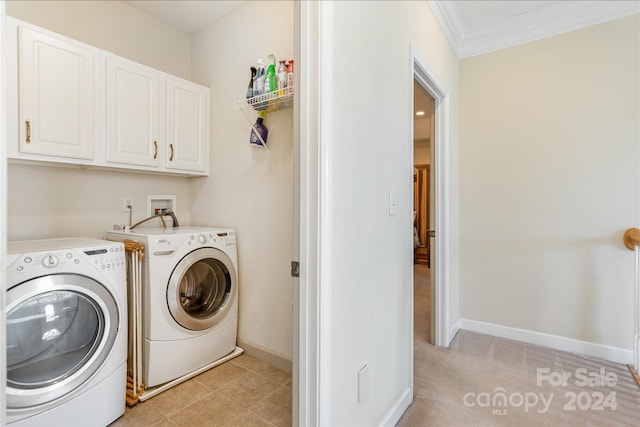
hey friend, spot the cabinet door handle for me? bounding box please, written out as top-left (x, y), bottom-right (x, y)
top-left (153, 141), bottom-right (158, 159)
top-left (169, 144), bottom-right (174, 161)
top-left (25, 120), bottom-right (31, 144)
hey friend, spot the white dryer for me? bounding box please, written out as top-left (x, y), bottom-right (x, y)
top-left (106, 227), bottom-right (238, 387)
top-left (6, 238), bottom-right (127, 426)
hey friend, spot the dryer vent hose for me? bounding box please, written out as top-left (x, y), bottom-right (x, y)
top-left (131, 210), bottom-right (180, 229)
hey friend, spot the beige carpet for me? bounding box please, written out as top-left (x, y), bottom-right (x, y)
top-left (398, 266), bottom-right (640, 426)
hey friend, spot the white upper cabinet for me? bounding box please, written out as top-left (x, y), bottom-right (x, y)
top-left (18, 26), bottom-right (96, 160)
top-left (7, 18), bottom-right (210, 177)
top-left (165, 77), bottom-right (209, 173)
top-left (106, 56), bottom-right (160, 168)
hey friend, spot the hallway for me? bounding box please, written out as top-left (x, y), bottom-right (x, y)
top-left (398, 267), bottom-right (640, 426)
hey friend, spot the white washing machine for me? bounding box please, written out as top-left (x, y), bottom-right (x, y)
top-left (6, 238), bottom-right (127, 426)
top-left (106, 227), bottom-right (238, 387)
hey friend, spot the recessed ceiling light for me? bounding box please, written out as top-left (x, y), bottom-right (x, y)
top-left (415, 111), bottom-right (425, 116)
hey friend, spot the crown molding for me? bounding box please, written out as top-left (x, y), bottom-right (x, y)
top-left (428, 1), bottom-right (640, 59)
top-left (427, 1), bottom-right (465, 58)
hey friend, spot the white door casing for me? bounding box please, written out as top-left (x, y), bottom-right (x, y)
top-left (411, 45), bottom-right (452, 348)
top-left (293, 1), bottom-right (333, 425)
top-left (1, 2), bottom-right (8, 424)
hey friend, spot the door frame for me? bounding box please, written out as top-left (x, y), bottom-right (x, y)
top-left (411, 45), bottom-right (452, 348)
top-left (293, 1), bottom-right (333, 425)
top-left (1, 1), bottom-right (7, 424)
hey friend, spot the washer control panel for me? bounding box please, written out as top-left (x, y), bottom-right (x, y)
top-left (8, 243), bottom-right (126, 277)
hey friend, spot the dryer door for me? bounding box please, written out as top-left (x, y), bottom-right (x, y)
top-left (167, 247), bottom-right (237, 331)
top-left (6, 273), bottom-right (119, 409)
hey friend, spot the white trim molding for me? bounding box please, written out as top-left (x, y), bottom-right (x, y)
top-left (428, 0), bottom-right (640, 59)
top-left (411, 45), bottom-right (452, 349)
top-left (294, 1), bottom-right (333, 425)
top-left (379, 387), bottom-right (412, 427)
top-left (458, 318), bottom-right (633, 365)
top-left (1, 2), bottom-right (7, 424)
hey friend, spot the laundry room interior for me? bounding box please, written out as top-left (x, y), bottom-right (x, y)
top-left (5, 0), bottom-right (294, 424)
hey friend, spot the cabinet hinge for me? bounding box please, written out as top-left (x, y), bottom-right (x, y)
top-left (291, 261), bottom-right (300, 278)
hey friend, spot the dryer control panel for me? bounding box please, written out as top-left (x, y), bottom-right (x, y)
top-left (214, 230), bottom-right (236, 250)
top-left (182, 230), bottom-right (236, 250)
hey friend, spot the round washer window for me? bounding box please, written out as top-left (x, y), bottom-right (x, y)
top-left (5, 274), bottom-right (118, 409)
top-left (7, 290), bottom-right (103, 389)
top-left (167, 248), bottom-right (237, 331)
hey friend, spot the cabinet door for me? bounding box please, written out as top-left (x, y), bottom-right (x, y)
top-left (165, 77), bottom-right (209, 173)
top-left (106, 56), bottom-right (160, 167)
top-left (18, 27), bottom-right (95, 160)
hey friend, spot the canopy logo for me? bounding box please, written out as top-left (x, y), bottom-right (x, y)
top-left (461, 367), bottom-right (619, 416)
top-left (463, 388), bottom-right (553, 415)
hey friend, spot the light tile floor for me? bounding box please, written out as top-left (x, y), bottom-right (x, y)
top-left (110, 354), bottom-right (291, 427)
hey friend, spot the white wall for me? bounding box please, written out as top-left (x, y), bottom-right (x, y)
top-left (190, 2), bottom-right (294, 361)
top-left (7, 165), bottom-right (192, 240)
top-left (414, 117), bottom-right (430, 140)
top-left (414, 116), bottom-right (431, 164)
top-left (459, 15), bottom-right (640, 352)
top-left (414, 139), bottom-right (430, 165)
top-left (328, 1), bottom-right (459, 424)
top-left (5, 1), bottom-right (193, 240)
top-left (6, 0), bottom-right (190, 78)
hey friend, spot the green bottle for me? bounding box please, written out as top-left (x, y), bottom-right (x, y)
top-left (265, 54), bottom-right (277, 94)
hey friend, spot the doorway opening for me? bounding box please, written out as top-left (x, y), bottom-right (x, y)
top-left (413, 81), bottom-right (435, 345)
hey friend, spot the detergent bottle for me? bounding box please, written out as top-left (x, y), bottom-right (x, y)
top-left (246, 66), bottom-right (256, 99)
top-left (250, 111), bottom-right (269, 146)
top-left (277, 60), bottom-right (287, 96)
top-left (264, 54), bottom-right (277, 94)
top-left (253, 59), bottom-right (266, 110)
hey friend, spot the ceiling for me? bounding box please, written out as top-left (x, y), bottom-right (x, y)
top-left (126, 0), bottom-right (247, 33)
top-left (126, 1), bottom-right (638, 56)
top-left (427, 0), bottom-right (640, 58)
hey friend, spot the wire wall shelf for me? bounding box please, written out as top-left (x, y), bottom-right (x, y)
top-left (232, 86), bottom-right (294, 153)
top-left (233, 86), bottom-right (294, 113)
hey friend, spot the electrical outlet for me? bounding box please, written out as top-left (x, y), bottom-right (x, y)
top-left (358, 365), bottom-right (369, 403)
top-left (389, 190), bottom-right (397, 216)
top-left (122, 196), bottom-right (133, 212)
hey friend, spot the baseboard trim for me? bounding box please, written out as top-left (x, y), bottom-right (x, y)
top-left (448, 319), bottom-right (462, 346)
top-left (458, 318), bottom-right (633, 365)
top-left (237, 339), bottom-right (292, 373)
top-left (379, 386), bottom-right (412, 427)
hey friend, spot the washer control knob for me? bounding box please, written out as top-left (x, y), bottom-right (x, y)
top-left (42, 255), bottom-right (59, 268)
top-left (199, 234), bottom-right (207, 244)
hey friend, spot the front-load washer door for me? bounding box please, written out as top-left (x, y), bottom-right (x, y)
top-left (167, 247), bottom-right (237, 331)
top-left (5, 273), bottom-right (119, 409)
